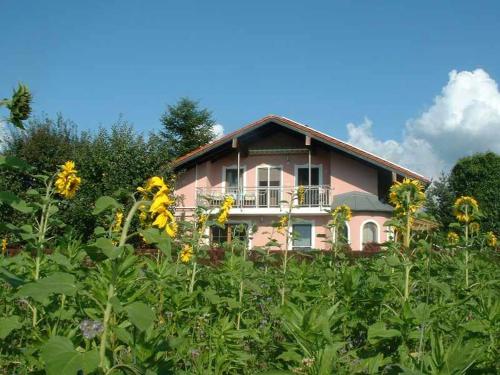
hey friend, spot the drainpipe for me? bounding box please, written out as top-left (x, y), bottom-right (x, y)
top-left (308, 148), bottom-right (312, 207)
top-left (237, 149), bottom-right (241, 209)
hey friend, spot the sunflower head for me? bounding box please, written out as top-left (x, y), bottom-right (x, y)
top-left (447, 231), bottom-right (459, 245)
top-left (5, 84), bottom-right (32, 129)
top-left (331, 204), bottom-right (352, 224)
top-left (277, 215), bottom-right (288, 234)
top-left (112, 210), bottom-right (124, 232)
top-left (485, 231), bottom-right (497, 248)
top-left (297, 185), bottom-right (305, 205)
top-left (389, 178), bottom-right (426, 216)
top-left (217, 196), bottom-right (234, 225)
top-left (55, 160), bottom-right (81, 199)
top-left (453, 196), bottom-right (479, 223)
top-left (1, 238), bottom-right (7, 255)
top-left (180, 244), bottom-right (193, 263)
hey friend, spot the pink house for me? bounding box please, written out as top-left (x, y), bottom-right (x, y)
top-left (172, 115), bottom-right (429, 251)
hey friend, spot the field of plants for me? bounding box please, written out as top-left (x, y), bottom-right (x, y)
top-left (0, 155), bottom-right (498, 375)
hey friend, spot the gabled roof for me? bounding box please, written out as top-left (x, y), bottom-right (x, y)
top-left (332, 192), bottom-right (394, 212)
top-left (171, 115), bottom-right (430, 183)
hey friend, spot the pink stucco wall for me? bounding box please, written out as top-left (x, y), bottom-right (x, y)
top-left (211, 212), bottom-right (390, 251)
top-left (174, 134), bottom-right (389, 252)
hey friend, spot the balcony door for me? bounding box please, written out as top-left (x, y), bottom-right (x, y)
top-left (257, 166), bottom-right (281, 207)
top-left (296, 166), bottom-right (321, 206)
top-left (224, 167), bottom-right (244, 195)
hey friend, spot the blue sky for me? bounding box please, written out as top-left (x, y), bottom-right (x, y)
top-left (2, 0), bottom-right (500, 176)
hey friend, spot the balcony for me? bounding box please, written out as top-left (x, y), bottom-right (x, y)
top-left (196, 185), bottom-right (333, 210)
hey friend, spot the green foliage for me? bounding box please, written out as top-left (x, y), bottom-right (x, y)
top-left (0, 83), bottom-right (32, 129)
top-left (1, 116), bottom-right (169, 239)
top-left (160, 97), bottom-right (217, 159)
top-left (449, 152), bottom-right (500, 233)
top-left (425, 172), bottom-right (455, 228)
top-left (1, 150), bottom-right (499, 375)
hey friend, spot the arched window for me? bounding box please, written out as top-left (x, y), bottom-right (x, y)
top-left (362, 222), bottom-right (378, 245)
top-left (335, 221), bottom-right (350, 243)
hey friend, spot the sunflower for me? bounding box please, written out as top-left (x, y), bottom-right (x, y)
top-left (55, 161), bottom-right (81, 199)
top-left (453, 196), bottom-right (479, 223)
top-left (1, 238), bottom-right (7, 256)
top-left (447, 231), bottom-right (459, 245)
top-left (197, 213), bottom-right (209, 231)
top-left (217, 196), bottom-right (234, 225)
top-left (112, 210), bottom-right (123, 232)
top-left (485, 231), bottom-right (497, 247)
top-left (180, 244), bottom-right (193, 263)
top-left (297, 185), bottom-right (305, 205)
top-left (137, 176), bottom-right (177, 237)
top-left (332, 204), bottom-right (352, 223)
top-left (277, 215), bottom-right (288, 234)
top-left (389, 178), bottom-right (426, 215)
top-left (469, 222), bottom-right (480, 234)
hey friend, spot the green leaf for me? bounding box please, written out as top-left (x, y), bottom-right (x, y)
top-left (0, 191), bottom-right (33, 213)
top-left (89, 237), bottom-right (121, 259)
top-left (17, 272), bottom-right (77, 303)
top-left (0, 155), bottom-right (31, 170)
top-left (0, 315), bottom-right (22, 339)
top-left (93, 196), bottom-right (121, 215)
top-left (40, 336), bottom-right (99, 375)
top-left (367, 322), bottom-right (401, 344)
top-left (0, 267), bottom-right (26, 288)
top-left (124, 301), bottom-right (154, 331)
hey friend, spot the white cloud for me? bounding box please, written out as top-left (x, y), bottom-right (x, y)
top-left (213, 123), bottom-right (224, 139)
top-left (0, 120), bottom-right (8, 152)
top-left (346, 69), bottom-right (500, 179)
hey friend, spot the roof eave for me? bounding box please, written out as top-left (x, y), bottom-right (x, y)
top-left (171, 115), bottom-right (430, 184)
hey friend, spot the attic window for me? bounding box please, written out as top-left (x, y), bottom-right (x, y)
top-left (248, 148), bottom-right (309, 156)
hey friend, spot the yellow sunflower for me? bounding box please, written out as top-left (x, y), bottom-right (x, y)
top-left (277, 215), bottom-right (288, 234)
top-left (112, 210), bottom-right (123, 232)
top-left (137, 176), bottom-right (177, 238)
top-left (1, 238), bottom-right (7, 256)
top-left (389, 178), bottom-right (426, 215)
top-left (55, 161), bottom-right (81, 199)
top-left (453, 196), bottom-right (479, 223)
top-left (217, 196), bottom-right (234, 224)
top-left (447, 231), bottom-right (459, 245)
top-left (486, 231), bottom-right (497, 247)
top-left (180, 244), bottom-right (193, 263)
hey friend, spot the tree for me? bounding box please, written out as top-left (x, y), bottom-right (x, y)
top-left (160, 98), bottom-right (217, 159)
top-left (1, 115), bottom-right (170, 239)
top-left (425, 172), bottom-right (455, 229)
top-left (449, 152), bottom-right (500, 233)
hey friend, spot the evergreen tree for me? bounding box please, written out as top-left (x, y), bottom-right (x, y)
top-left (160, 98), bottom-right (217, 159)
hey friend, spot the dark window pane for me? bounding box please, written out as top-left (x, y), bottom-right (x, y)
top-left (292, 224), bottom-right (312, 248)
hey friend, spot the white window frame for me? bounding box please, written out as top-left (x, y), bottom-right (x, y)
top-left (294, 164), bottom-right (323, 186)
top-left (290, 219), bottom-right (315, 250)
top-left (206, 220), bottom-right (253, 249)
top-left (332, 220), bottom-right (351, 244)
top-left (222, 165), bottom-right (246, 193)
top-left (360, 220), bottom-right (380, 248)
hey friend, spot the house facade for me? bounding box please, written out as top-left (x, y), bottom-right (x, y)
top-left (172, 115), bottom-right (429, 251)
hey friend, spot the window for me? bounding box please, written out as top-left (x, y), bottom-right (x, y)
top-left (225, 168), bottom-right (244, 193)
top-left (297, 167), bottom-right (320, 186)
top-left (296, 166), bottom-right (321, 205)
top-left (335, 221), bottom-right (349, 243)
top-left (257, 166), bottom-right (281, 207)
top-left (362, 222), bottom-right (378, 245)
top-left (292, 224), bottom-right (312, 250)
top-left (210, 223), bottom-right (248, 247)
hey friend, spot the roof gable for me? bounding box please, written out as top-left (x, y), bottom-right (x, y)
top-left (171, 115), bottom-right (430, 183)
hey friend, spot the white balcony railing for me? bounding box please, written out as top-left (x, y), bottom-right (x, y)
top-left (196, 186), bottom-right (333, 209)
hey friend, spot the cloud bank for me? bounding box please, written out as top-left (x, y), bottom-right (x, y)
top-left (346, 69), bottom-right (500, 179)
top-left (213, 123), bottom-right (224, 139)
